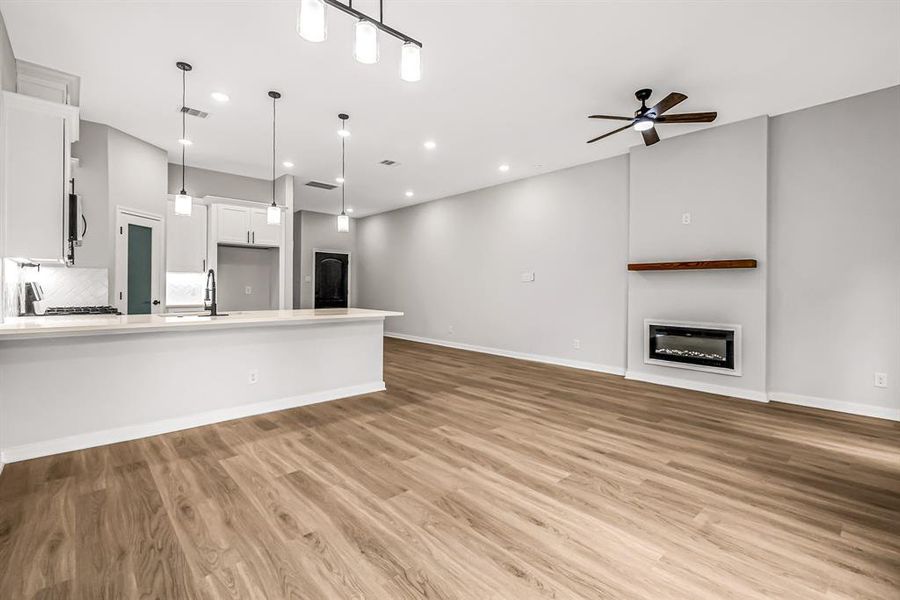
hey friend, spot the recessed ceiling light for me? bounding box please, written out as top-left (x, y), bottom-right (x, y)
top-left (346, 208), bottom-right (354, 213)
top-left (178, 138), bottom-right (192, 146)
top-left (498, 164), bottom-right (510, 172)
top-left (405, 190), bottom-right (414, 198)
top-left (283, 161), bottom-right (294, 168)
top-left (423, 140), bottom-right (436, 150)
top-left (211, 92), bottom-right (230, 103)
top-left (335, 176), bottom-right (345, 184)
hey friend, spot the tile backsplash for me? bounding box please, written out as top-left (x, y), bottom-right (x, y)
top-left (166, 271), bottom-right (206, 306)
top-left (25, 265), bottom-right (109, 309)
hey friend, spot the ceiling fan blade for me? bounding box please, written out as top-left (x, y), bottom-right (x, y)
top-left (656, 111), bottom-right (718, 123)
top-left (649, 92), bottom-right (687, 117)
top-left (587, 122), bottom-right (633, 144)
top-left (588, 114), bottom-right (633, 121)
top-left (641, 127), bottom-right (660, 146)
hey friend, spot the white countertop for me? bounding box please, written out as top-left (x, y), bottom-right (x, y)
top-left (0, 308), bottom-right (403, 340)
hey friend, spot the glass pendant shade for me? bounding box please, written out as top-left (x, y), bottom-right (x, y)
top-left (354, 20), bottom-right (379, 64)
top-left (267, 204), bottom-right (281, 225)
top-left (400, 42), bottom-right (422, 82)
top-left (337, 212), bottom-right (350, 233)
top-left (298, 0), bottom-right (327, 42)
top-left (174, 192), bottom-right (192, 216)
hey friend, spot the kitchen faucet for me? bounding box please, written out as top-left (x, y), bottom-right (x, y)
top-left (204, 268), bottom-right (219, 316)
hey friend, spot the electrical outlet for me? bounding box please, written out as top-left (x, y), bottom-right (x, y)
top-left (573, 339), bottom-right (581, 350)
top-left (874, 372), bottom-right (888, 388)
top-left (448, 324), bottom-right (454, 335)
top-left (248, 369), bottom-right (259, 384)
top-left (304, 275), bottom-right (311, 283)
top-left (244, 286), bottom-right (252, 295)
top-left (520, 271), bottom-right (535, 283)
top-left (681, 212), bottom-right (692, 225)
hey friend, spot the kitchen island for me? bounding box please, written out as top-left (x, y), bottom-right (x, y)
top-left (0, 308), bottom-right (402, 463)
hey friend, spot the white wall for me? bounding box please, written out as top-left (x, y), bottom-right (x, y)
top-left (294, 210), bottom-right (357, 309)
top-left (768, 86), bottom-right (900, 418)
top-left (357, 157), bottom-right (629, 373)
top-left (626, 117), bottom-right (769, 401)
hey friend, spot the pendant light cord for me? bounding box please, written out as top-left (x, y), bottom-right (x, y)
top-left (181, 66), bottom-right (186, 194)
top-left (341, 118), bottom-right (346, 214)
top-left (272, 95), bottom-right (276, 207)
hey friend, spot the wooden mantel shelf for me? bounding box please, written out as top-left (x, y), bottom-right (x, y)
top-left (628, 259), bottom-right (758, 271)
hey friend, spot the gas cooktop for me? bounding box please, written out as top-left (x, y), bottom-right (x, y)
top-left (44, 306), bottom-right (122, 316)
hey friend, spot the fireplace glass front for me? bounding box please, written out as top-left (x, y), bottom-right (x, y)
top-left (647, 324), bottom-right (735, 371)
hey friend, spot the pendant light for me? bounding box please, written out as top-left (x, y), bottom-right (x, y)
top-left (297, 0), bottom-right (327, 42)
top-left (337, 113), bottom-right (350, 233)
top-left (267, 91), bottom-right (282, 226)
top-left (174, 61), bottom-right (193, 216)
top-left (400, 42), bottom-right (422, 82)
top-left (354, 19), bottom-right (379, 64)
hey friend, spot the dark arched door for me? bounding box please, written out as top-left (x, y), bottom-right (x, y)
top-left (314, 251), bottom-right (349, 308)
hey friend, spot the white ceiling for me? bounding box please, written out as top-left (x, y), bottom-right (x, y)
top-left (3, 1), bottom-right (898, 216)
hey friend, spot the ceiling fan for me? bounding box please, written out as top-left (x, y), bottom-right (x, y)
top-left (587, 88), bottom-right (717, 146)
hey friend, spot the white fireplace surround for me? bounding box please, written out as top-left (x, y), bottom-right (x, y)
top-left (644, 319), bottom-right (743, 377)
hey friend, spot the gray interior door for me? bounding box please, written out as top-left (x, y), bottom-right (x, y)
top-left (314, 252), bottom-right (349, 309)
top-left (127, 223), bottom-right (153, 314)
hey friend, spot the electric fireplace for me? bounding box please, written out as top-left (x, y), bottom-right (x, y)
top-left (644, 320), bottom-right (742, 376)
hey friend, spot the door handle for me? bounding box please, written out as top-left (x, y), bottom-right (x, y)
top-left (152, 300), bottom-right (161, 305)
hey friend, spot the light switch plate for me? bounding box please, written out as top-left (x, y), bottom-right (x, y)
top-left (520, 271), bottom-right (535, 282)
top-left (304, 275), bottom-right (311, 283)
top-left (244, 286), bottom-right (252, 295)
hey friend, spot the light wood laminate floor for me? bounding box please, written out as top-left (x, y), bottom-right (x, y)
top-left (1, 338), bottom-right (898, 599)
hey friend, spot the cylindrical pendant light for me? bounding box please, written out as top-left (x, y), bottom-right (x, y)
top-left (267, 91), bottom-right (282, 226)
top-left (337, 113), bottom-right (350, 233)
top-left (174, 61), bottom-right (193, 216)
top-left (400, 42), bottom-right (422, 82)
top-left (354, 19), bottom-right (379, 64)
top-left (297, 0), bottom-right (327, 42)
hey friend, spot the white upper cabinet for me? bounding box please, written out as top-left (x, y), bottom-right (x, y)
top-left (1, 92), bottom-right (79, 263)
top-left (250, 208), bottom-right (281, 246)
top-left (166, 201), bottom-right (207, 273)
top-left (217, 204), bottom-right (252, 245)
top-left (212, 204), bottom-right (282, 248)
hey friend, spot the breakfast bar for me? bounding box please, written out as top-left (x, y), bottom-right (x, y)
top-left (0, 308), bottom-right (402, 463)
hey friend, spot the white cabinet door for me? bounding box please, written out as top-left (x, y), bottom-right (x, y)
top-left (166, 201), bottom-right (207, 272)
top-left (250, 208), bottom-right (281, 247)
top-left (216, 204), bottom-right (251, 245)
top-left (4, 102), bottom-right (66, 262)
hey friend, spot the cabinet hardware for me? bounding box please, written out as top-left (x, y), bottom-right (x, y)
top-left (252, 231), bottom-right (255, 244)
top-left (247, 231), bottom-right (250, 243)
top-left (202, 259), bottom-right (206, 272)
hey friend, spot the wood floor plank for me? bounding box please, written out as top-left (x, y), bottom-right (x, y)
top-left (0, 337), bottom-right (898, 599)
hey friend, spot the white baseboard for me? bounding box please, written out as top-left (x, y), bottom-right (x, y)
top-left (625, 370), bottom-right (769, 403)
top-left (768, 391), bottom-right (899, 421)
top-left (385, 332), bottom-right (626, 376)
top-left (0, 381), bottom-right (385, 464)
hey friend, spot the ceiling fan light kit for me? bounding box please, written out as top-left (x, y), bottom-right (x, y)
top-left (298, 0), bottom-right (423, 81)
top-left (588, 88), bottom-right (718, 146)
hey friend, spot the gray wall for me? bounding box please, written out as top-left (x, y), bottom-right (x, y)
top-left (0, 7), bottom-right (15, 92)
top-left (627, 116), bottom-right (769, 399)
top-left (294, 210), bottom-right (357, 309)
top-left (357, 157), bottom-right (630, 372)
top-left (768, 86), bottom-right (900, 415)
top-left (217, 246), bottom-right (278, 311)
top-left (168, 164), bottom-right (271, 204)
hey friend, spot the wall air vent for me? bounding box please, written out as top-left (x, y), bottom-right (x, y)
top-left (305, 180), bottom-right (338, 190)
top-left (379, 159), bottom-right (400, 166)
top-left (177, 105), bottom-right (209, 119)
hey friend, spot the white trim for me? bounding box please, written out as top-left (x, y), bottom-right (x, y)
top-left (0, 381), bottom-right (385, 464)
top-left (385, 331), bottom-right (626, 376)
top-left (768, 391), bottom-right (900, 422)
top-left (644, 318), bottom-right (742, 377)
top-left (624, 369), bottom-right (768, 402)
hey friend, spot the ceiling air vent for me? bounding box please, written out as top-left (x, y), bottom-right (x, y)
top-left (379, 159), bottom-right (400, 166)
top-left (177, 105), bottom-right (209, 119)
top-left (305, 180), bottom-right (338, 190)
